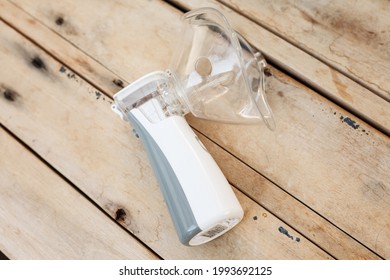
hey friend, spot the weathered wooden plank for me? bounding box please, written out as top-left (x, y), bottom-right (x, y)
top-left (219, 0), bottom-right (390, 102)
top-left (168, 0), bottom-right (390, 135)
top-left (5, 0), bottom-right (179, 83)
top-left (187, 65), bottom-right (390, 258)
top-left (0, 128), bottom-right (158, 260)
top-left (1, 0), bottom-right (386, 259)
top-left (0, 0), bottom-right (127, 95)
top-left (195, 131), bottom-right (380, 260)
top-left (171, 0), bottom-right (390, 258)
top-left (5, 0), bottom-right (390, 134)
top-left (0, 21), bottom-right (331, 259)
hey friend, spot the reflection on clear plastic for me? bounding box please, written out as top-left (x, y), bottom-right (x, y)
top-left (111, 7), bottom-right (273, 247)
top-left (125, 7), bottom-right (275, 130)
top-left (169, 7), bottom-right (275, 130)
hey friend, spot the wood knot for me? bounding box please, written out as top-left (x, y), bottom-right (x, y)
top-left (2, 88), bottom-right (19, 102)
top-left (113, 79), bottom-right (125, 88)
top-left (115, 208), bottom-right (126, 221)
top-left (55, 17), bottom-right (64, 26)
top-left (31, 56), bottom-right (47, 71)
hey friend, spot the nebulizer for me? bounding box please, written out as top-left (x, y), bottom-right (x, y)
top-left (112, 8), bottom-right (274, 246)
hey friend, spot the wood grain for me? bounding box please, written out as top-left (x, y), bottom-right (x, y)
top-left (0, 20), bottom-right (331, 259)
top-left (0, 128), bottom-right (158, 260)
top-left (170, 0), bottom-right (390, 257)
top-left (195, 131), bottom-right (380, 259)
top-left (5, 0), bottom-right (390, 134)
top-left (187, 65), bottom-right (390, 258)
top-left (0, 0), bottom-right (129, 95)
top-left (168, 0), bottom-right (390, 135)
top-left (219, 0), bottom-right (390, 102)
top-left (1, 0), bottom-right (388, 259)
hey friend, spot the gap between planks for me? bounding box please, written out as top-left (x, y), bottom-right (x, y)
top-left (166, 0), bottom-right (390, 137)
top-left (0, 250), bottom-right (9, 260)
top-left (0, 0), bottom-right (387, 259)
top-left (0, 6), bottom-right (350, 259)
top-left (192, 127), bottom-right (382, 260)
top-left (0, 125), bottom-right (160, 259)
top-left (0, 1), bottom-right (126, 98)
top-left (0, 8), bottom-right (334, 257)
top-left (216, 0), bottom-right (390, 103)
top-left (0, 123), bottom-right (163, 260)
top-left (4, 0), bottom-right (390, 137)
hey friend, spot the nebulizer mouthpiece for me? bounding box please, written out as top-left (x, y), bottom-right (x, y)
top-left (112, 7), bottom-right (274, 246)
top-left (114, 8), bottom-right (274, 129)
top-left (170, 8), bottom-right (275, 129)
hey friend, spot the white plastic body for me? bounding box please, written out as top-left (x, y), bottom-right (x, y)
top-left (130, 104), bottom-right (243, 245)
top-left (112, 71), bottom-right (244, 245)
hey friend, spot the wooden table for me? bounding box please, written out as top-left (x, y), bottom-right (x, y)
top-left (0, 0), bottom-right (389, 260)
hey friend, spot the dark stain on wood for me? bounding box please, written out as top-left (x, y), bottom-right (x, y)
top-left (299, 9), bottom-right (319, 26)
top-left (3, 89), bottom-right (18, 102)
top-left (340, 115), bottom-right (370, 135)
top-left (67, 73), bottom-right (76, 79)
top-left (264, 67), bottom-right (272, 77)
top-left (342, 117), bottom-right (360, 129)
top-left (277, 91), bottom-right (284, 97)
top-left (278, 226), bottom-right (293, 240)
top-left (12, 43), bottom-right (51, 75)
top-left (67, 72), bottom-right (76, 79)
top-left (95, 91), bottom-right (102, 99)
top-left (55, 15), bottom-right (79, 36)
top-left (328, 13), bottom-right (378, 42)
top-left (113, 79), bottom-right (125, 88)
top-left (115, 208), bottom-right (126, 222)
top-left (55, 17), bottom-right (64, 26)
top-left (74, 57), bottom-right (94, 73)
top-left (31, 56), bottom-right (47, 71)
top-left (253, 215), bottom-right (258, 221)
top-left (59, 66), bottom-right (66, 73)
top-left (1, 86), bottom-right (20, 102)
top-left (278, 226), bottom-right (300, 242)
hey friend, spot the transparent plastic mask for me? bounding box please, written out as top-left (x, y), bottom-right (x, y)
top-left (113, 8), bottom-right (275, 130)
top-left (170, 7), bottom-right (275, 130)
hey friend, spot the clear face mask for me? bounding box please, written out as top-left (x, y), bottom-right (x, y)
top-left (112, 7), bottom-right (274, 246)
top-left (114, 8), bottom-right (274, 130)
top-left (171, 8), bottom-right (275, 129)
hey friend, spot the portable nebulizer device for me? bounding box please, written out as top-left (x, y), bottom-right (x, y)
top-left (112, 8), bottom-right (275, 246)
